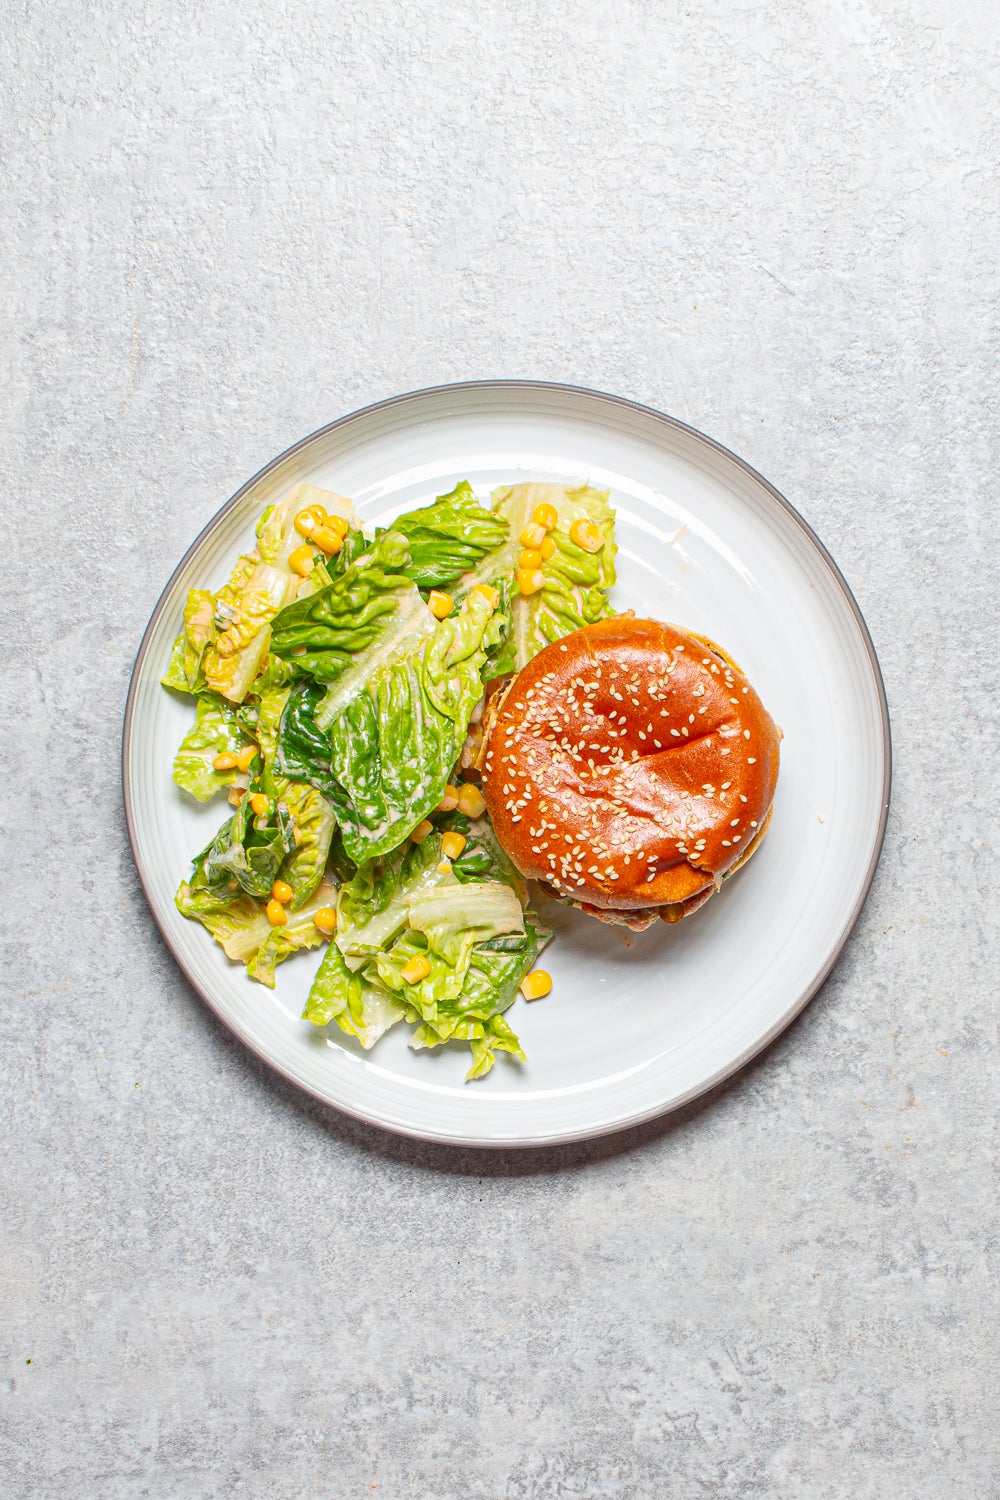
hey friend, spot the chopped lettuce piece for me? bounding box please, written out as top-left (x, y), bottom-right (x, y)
top-left (321, 588), bottom-right (503, 863)
top-left (335, 834), bottom-right (450, 964)
top-left (387, 480), bottom-right (510, 591)
top-left (491, 482), bottom-right (617, 670)
top-left (162, 589), bottom-right (216, 694)
top-left (171, 693), bottom-right (248, 802)
top-left (407, 879), bottom-right (524, 971)
top-left (269, 531), bottom-right (418, 686)
top-left (304, 939), bottom-right (405, 1047)
top-left (175, 879), bottom-right (337, 985)
top-left (192, 789), bottom-right (297, 901)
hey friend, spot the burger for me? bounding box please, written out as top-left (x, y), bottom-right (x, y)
top-left (480, 616), bottom-right (781, 930)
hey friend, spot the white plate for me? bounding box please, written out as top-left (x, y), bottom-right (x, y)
top-left (123, 382), bottom-right (890, 1147)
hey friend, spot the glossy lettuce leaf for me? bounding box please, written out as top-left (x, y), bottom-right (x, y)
top-left (406, 880), bottom-right (524, 971)
top-left (320, 588), bottom-right (503, 863)
top-left (269, 531), bottom-right (418, 685)
top-left (246, 883), bottom-right (337, 987)
top-left (335, 834), bottom-right (449, 964)
top-left (172, 693), bottom-right (248, 802)
top-left (162, 590), bottom-right (216, 694)
top-left (303, 939), bottom-right (405, 1047)
top-left (177, 867), bottom-right (335, 986)
top-left (491, 482), bottom-right (617, 670)
top-left (192, 791), bottom-right (297, 901)
top-left (275, 682), bottom-right (340, 799)
top-left (387, 481), bottom-right (510, 591)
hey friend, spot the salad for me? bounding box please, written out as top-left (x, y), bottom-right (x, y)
top-left (164, 478), bottom-right (617, 1078)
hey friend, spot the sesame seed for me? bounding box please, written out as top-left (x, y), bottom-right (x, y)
top-left (747, 757), bottom-right (756, 764)
top-left (744, 730), bottom-right (751, 739)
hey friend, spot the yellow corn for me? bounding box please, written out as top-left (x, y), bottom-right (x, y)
top-left (265, 898), bottom-right (287, 928)
top-left (249, 792), bottom-right (270, 817)
top-left (271, 879), bottom-right (293, 904)
top-left (569, 518), bottom-right (604, 553)
top-left (212, 751), bottom-right (238, 771)
top-left (289, 544), bottom-right (315, 577)
top-left (533, 502), bottom-right (558, 531)
top-left (325, 513), bottom-right (350, 539)
top-left (313, 906), bottom-right (337, 936)
top-left (428, 590), bottom-right (454, 619)
top-left (312, 525), bottom-right (343, 556)
top-left (519, 521), bottom-right (547, 550)
top-left (518, 548), bottom-right (542, 571)
top-left (294, 504), bottom-right (327, 537)
top-left (237, 744), bottom-right (258, 773)
top-left (540, 535), bottom-right (556, 561)
top-left (227, 786), bottom-right (245, 807)
top-left (441, 831), bottom-right (467, 861)
top-left (470, 583), bottom-right (500, 609)
top-left (520, 969), bottom-right (552, 1001)
top-left (436, 784), bottom-right (460, 812)
top-left (457, 783), bottom-right (486, 818)
top-left (400, 954), bottom-right (432, 985)
top-left (410, 819), bottom-right (434, 844)
top-left (517, 568), bottom-right (545, 597)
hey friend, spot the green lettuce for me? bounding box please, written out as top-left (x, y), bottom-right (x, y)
top-left (162, 589), bottom-right (216, 694)
top-left (407, 880), bottom-right (524, 971)
top-left (335, 834), bottom-right (451, 964)
top-left (491, 482), bottom-right (617, 670)
top-left (304, 939), bottom-right (405, 1046)
top-left (191, 790), bottom-right (297, 901)
top-left (320, 587), bottom-right (503, 863)
top-left (387, 480), bottom-right (510, 592)
top-left (269, 531), bottom-right (419, 684)
top-left (171, 693), bottom-right (249, 802)
top-left (175, 879), bottom-right (337, 985)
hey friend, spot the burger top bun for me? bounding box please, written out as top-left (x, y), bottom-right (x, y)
top-left (480, 616), bottom-right (780, 919)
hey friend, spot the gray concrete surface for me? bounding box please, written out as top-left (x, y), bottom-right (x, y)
top-left (3, 2), bottom-right (999, 1495)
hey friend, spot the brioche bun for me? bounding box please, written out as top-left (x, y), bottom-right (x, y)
top-left (480, 617), bottom-right (780, 928)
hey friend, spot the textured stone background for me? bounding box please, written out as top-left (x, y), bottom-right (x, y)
top-left (3, 2), bottom-right (999, 1495)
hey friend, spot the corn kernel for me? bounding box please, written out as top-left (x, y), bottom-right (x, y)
top-left (313, 906), bottom-right (337, 936)
top-left (410, 819), bottom-right (434, 844)
top-left (519, 522), bottom-right (547, 550)
top-left (326, 513), bottom-right (350, 539)
top-left (457, 783), bottom-right (486, 818)
top-left (470, 583), bottom-right (500, 608)
top-left (517, 568), bottom-right (545, 596)
top-left (271, 879), bottom-right (293, 904)
top-left (227, 786), bottom-right (245, 807)
top-left (401, 954), bottom-right (432, 985)
top-left (249, 792), bottom-right (270, 817)
top-left (212, 751), bottom-right (238, 771)
top-left (540, 535), bottom-right (556, 561)
top-left (265, 898), bottom-right (287, 928)
top-left (436, 784), bottom-right (460, 812)
top-left (569, 518), bottom-right (604, 553)
top-left (441, 831), bottom-right (467, 861)
top-left (294, 504), bottom-right (327, 537)
top-left (520, 969), bottom-right (552, 1001)
top-left (237, 744), bottom-right (258, 773)
top-left (533, 502), bottom-right (558, 531)
top-left (518, 548), bottom-right (542, 571)
top-left (428, 590), bottom-right (454, 619)
top-left (312, 525), bottom-right (343, 555)
top-left (289, 543), bottom-right (315, 577)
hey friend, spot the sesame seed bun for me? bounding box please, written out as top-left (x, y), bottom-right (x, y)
top-left (480, 617), bottom-right (781, 923)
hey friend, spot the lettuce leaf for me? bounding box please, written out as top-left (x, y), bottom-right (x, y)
top-left (304, 939), bottom-right (405, 1046)
top-left (321, 588), bottom-right (503, 864)
top-left (162, 589), bottom-right (216, 694)
top-left (335, 834), bottom-right (450, 964)
top-left (387, 480), bottom-right (510, 591)
top-left (192, 791), bottom-right (297, 901)
top-left (172, 693), bottom-right (248, 802)
top-left (406, 880), bottom-right (524, 971)
top-left (269, 531), bottom-right (418, 685)
top-left (246, 883), bottom-right (338, 987)
top-left (491, 482), bottom-right (617, 670)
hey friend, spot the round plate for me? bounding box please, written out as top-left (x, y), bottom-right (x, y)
top-left (123, 382), bottom-right (890, 1147)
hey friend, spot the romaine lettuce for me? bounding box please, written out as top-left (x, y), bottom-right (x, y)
top-left (491, 482), bottom-right (617, 669)
top-left (171, 693), bottom-right (248, 802)
top-left (387, 480), bottom-right (510, 591)
top-left (175, 879), bottom-right (337, 985)
top-left (162, 589), bottom-right (216, 694)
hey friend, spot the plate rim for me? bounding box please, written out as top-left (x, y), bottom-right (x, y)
top-left (121, 379), bottom-right (892, 1148)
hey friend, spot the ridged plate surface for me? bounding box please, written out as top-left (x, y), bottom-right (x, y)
top-left (123, 383), bottom-right (890, 1146)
